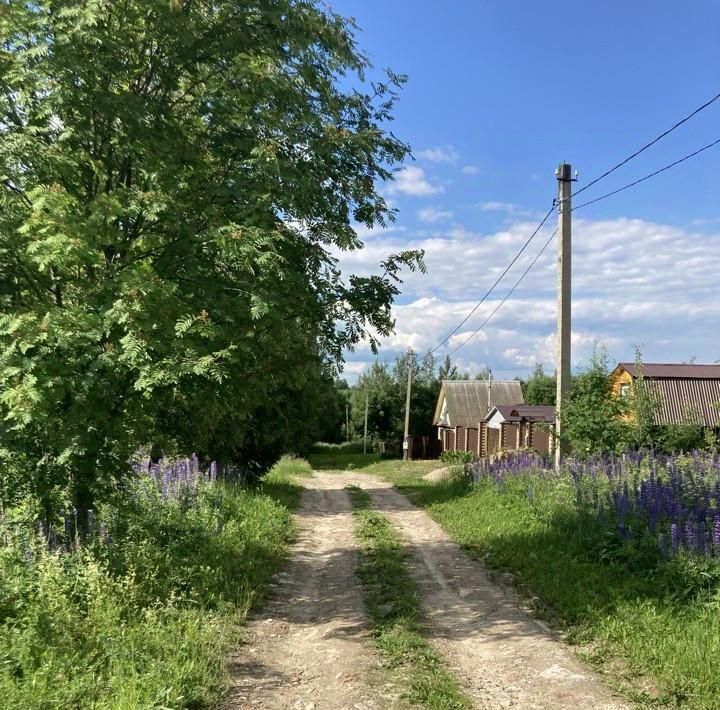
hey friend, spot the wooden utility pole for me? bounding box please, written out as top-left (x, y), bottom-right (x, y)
top-left (555, 162), bottom-right (573, 470)
top-left (363, 391), bottom-right (369, 455)
top-left (403, 349), bottom-right (413, 460)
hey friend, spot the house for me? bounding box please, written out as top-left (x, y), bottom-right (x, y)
top-left (433, 379), bottom-right (524, 455)
top-left (610, 362), bottom-right (720, 426)
top-left (484, 405), bottom-right (555, 455)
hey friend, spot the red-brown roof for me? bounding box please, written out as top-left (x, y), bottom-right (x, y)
top-left (486, 404), bottom-right (555, 423)
top-left (618, 362), bottom-right (720, 379)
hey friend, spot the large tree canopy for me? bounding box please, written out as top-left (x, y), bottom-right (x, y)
top-left (0, 0), bottom-right (423, 510)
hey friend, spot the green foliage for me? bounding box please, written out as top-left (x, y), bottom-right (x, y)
top-left (347, 486), bottom-right (470, 709)
top-left (348, 351), bottom-right (444, 443)
top-left (311, 440), bottom-right (367, 454)
top-left (0, 0), bottom-right (423, 510)
top-left (560, 348), bottom-right (631, 456)
top-left (520, 363), bottom-right (556, 406)
top-left (379, 462), bottom-right (720, 708)
top-left (0, 476), bottom-right (297, 708)
top-left (440, 450), bottom-right (473, 465)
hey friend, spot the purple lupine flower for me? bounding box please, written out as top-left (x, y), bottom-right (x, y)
top-left (670, 523), bottom-right (679, 554)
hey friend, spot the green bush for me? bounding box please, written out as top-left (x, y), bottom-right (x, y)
top-left (440, 450), bottom-right (473, 465)
top-left (0, 478), bottom-right (296, 709)
top-left (310, 441), bottom-right (367, 454)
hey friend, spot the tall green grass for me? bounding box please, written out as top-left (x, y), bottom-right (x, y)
top-left (0, 456), bottom-right (306, 709)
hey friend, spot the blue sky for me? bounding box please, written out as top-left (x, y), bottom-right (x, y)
top-left (328, 1), bottom-right (720, 380)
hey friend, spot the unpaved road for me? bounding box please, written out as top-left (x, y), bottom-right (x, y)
top-left (224, 474), bottom-right (402, 710)
top-left (226, 470), bottom-right (629, 709)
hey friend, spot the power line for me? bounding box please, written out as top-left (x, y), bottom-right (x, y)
top-left (446, 227), bottom-right (558, 358)
top-left (428, 204), bottom-right (555, 354)
top-left (574, 136), bottom-right (720, 211)
top-left (574, 90), bottom-right (720, 198)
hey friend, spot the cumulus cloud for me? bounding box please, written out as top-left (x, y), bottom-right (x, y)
top-left (335, 214), bottom-right (720, 380)
top-left (418, 207), bottom-right (453, 223)
top-left (415, 146), bottom-right (459, 163)
top-left (388, 166), bottom-right (443, 197)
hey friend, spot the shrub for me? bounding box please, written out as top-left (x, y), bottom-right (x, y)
top-left (440, 450), bottom-right (473, 465)
top-left (310, 441), bottom-right (367, 454)
top-left (0, 471), bottom-right (296, 708)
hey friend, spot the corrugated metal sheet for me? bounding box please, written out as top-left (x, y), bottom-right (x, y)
top-left (644, 378), bottom-right (720, 426)
top-left (619, 363), bottom-right (720, 379)
top-left (433, 380), bottom-right (524, 428)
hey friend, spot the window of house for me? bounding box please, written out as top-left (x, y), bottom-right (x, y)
top-left (620, 383), bottom-right (630, 397)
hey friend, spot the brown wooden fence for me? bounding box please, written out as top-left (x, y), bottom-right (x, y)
top-left (407, 435), bottom-right (442, 460)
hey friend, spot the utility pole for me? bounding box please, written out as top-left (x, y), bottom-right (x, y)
top-left (403, 349), bottom-right (413, 460)
top-left (345, 402), bottom-right (350, 442)
top-left (363, 391), bottom-right (369, 455)
top-left (555, 162), bottom-right (573, 470)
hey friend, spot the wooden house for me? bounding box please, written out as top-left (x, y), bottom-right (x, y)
top-left (610, 362), bottom-right (720, 426)
top-left (484, 405), bottom-right (555, 455)
top-left (433, 379), bottom-right (524, 456)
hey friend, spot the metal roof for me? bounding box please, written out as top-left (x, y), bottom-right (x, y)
top-left (484, 404), bottom-right (555, 424)
top-left (617, 362), bottom-right (720, 379)
top-left (642, 379), bottom-right (720, 427)
top-left (613, 363), bottom-right (720, 426)
top-left (433, 380), bottom-right (524, 428)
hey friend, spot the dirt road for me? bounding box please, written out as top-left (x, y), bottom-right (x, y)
top-left (227, 470), bottom-right (629, 709)
top-left (224, 474), bottom-right (401, 710)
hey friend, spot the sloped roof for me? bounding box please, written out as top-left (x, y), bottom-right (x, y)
top-left (617, 362), bottom-right (720, 379)
top-left (433, 380), bottom-right (524, 428)
top-left (643, 379), bottom-right (720, 427)
top-left (485, 404), bottom-right (555, 424)
top-left (613, 362), bottom-right (720, 426)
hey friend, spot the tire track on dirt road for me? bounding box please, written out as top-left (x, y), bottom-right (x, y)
top-left (345, 472), bottom-right (630, 710)
top-left (224, 473), bottom-right (402, 710)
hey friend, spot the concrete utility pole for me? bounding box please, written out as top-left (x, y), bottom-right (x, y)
top-left (363, 391), bottom-right (369, 455)
top-left (555, 162), bottom-right (573, 470)
top-left (403, 349), bottom-right (413, 460)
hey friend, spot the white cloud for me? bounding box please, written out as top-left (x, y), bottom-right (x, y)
top-left (334, 215), bottom-right (720, 378)
top-left (415, 146), bottom-right (459, 163)
top-left (462, 165), bottom-right (480, 175)
top-left (479, 201), bottom-right (520, 213)
top-left (388, 166), bottom-right (443, 197)
top-left (418, 207), bottom-right (453, 223)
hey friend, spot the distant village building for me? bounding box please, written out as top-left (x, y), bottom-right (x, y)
top-left (610, 362), bottom-right (720, 427)
top-left (432, 380), bottom-right (554, 456)
top-left (484, 405), bottom-right (555, 453)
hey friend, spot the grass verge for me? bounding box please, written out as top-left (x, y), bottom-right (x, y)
top-left (0, 455), bottom-right (306, 709)
top-left (352, 459), bottom-right (720, 709)
top-left (347, 485), bottom-right (469, 709)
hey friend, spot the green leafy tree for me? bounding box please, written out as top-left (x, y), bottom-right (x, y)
top-left (0, 0), bottom-right (424, 513)
top-left (560, 349), bottom-right (630, 456)
top-left (521, 363), bottom-right (556, 405)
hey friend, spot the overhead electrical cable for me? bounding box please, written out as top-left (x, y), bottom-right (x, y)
top-left (446, 227), bottom-right (558, 357)
top-left (428, 204), bottom-right (555, 354)
top-left (573, 90), bottom-right (720, 198)
top-left (573, 136), bottom-right (720, 211)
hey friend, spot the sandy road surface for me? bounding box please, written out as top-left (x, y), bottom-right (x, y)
top-left (226, 470), bottom-right (629, 710)
top-left (224, 474), bottom-right (402, 710)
